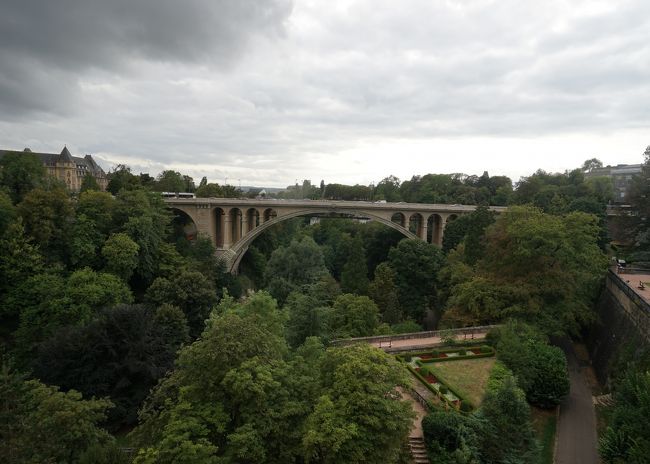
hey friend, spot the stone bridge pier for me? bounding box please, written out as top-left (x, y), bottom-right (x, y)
top-left (164, 198), bottom-right (505, 273)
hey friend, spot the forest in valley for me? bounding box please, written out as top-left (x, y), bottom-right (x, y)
top-left (1, 149), bottom-right (649, 463)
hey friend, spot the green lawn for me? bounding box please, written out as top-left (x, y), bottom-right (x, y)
top-left (428, 357), bottom-right (496, 407)
top-left (531, 406), bottom-right (557, 464)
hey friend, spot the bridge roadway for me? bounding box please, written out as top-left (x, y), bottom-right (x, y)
top-left (164, 197), bottom-right (506, 272)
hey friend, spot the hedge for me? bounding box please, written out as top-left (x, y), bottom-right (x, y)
top-left (406, 364), bottom-right (474, 411)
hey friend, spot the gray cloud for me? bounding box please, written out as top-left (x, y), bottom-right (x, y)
top-left (0, 0), bottom-right (292, 116)
top-left (0, 0), bottom-right (648, 186)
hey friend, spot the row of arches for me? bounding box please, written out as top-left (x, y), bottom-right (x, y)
top-left (213, 207), bottom-right (278, 248)
top-left (172, 205), bottom-right (461, 255)
top-left (390, 212), bottom-right (457, 245)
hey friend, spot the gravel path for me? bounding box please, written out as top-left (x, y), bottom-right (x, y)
top-left (555, 339), bottom-right (599, 464)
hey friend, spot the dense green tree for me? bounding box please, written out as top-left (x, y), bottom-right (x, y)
top-left (0, 191), bottom-right (17, 235)
top-left (303, 344), bottom-right (413, 464)
top-left (0, 151), bottom-right (46, 203)
top-left (581, 158), bottom-right (604, 172)
top-left (80, 173), bottom-right (101, 192)
top-left (34, 304), bottom-right (186, 429)
top-left (145, 269), bottom-right (217, 337)
top-left (114, 189), bottom-right (171, 284)
top-left (368, 262), bottom-right (401, 324)
top-left (446, 206), bottom-right (607, 334)
top-left (17, 186), bottom-right (74, 263)
top-left (494, 322), bottom-right (569, 408)
top-left (0, 361), bottom-right (115, 463)
top-left (340, 236), bottom-right (369, 295)
top-left (195, 182), bottom-right (224, 198)
top-left (131, 302), bottom-right (291, 463)
top-left (265, 237), bottom-right (328, 305)
top-left (155, 170), bottom-right (186, 193)
top-left (69, 213), bottom-right (109, 270)
top-left (0, 219), bottom-right (43, 323)
top-left (374, 175), bottom-right (402, 202)
top-left (102, 232), bottom-right (140, 280)
top-left (388, 239), bottom-right (445, 322)
top-left (422, 411), bottom-right (481, 464)
top-left (285, 291), bottom-right (327, 348)
top-left (107, 164), bottom-right (141, 194)
top-left (599, 369), bottom-right (650, 463)
top-left (327, 293), bottom-right (380, 338)
top-left (628, 146), bottom-right (650, 251)
top-left (441, 214), bottom-right (473, 253)
top-left (14, 269), bottom-right (133, 360)
top-left (479, 376), bottom-right (539, 464)
top-left (76, 190), bottom-right (116, 236)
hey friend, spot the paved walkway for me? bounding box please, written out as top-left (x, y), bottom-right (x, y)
top-left (555, 339), bottom-right (599, 464)
top-left (400, 390), bottom-right (427, 438)
top-left (370, 331), bottom-right (488, 351)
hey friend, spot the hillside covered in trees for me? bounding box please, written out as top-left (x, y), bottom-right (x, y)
top-left (1, 149), bottom-right (649, 463)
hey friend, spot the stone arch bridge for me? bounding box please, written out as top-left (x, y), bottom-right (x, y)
top-left (164, 198), bottom-right (506, 273)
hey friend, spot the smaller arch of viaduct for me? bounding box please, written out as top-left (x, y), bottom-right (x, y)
top-left (166, 199), bottom-right (505, 273)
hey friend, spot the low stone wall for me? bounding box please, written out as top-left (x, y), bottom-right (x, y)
top-left (330, 325), bottom-right (498, 347)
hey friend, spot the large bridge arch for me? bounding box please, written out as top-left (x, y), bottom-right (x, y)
top-left (169, 206), bottom-right (200, 241)
top-left (228, 208), bottom-right (418, 273)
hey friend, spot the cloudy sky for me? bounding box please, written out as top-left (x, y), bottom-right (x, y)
top-left (0, 0), bottom-right (648, 187)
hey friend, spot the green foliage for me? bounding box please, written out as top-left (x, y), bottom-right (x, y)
top-left (513, 167), bottom-right (612, 215)
top-left (368, 262), bottom-right (402, 324)
top-left (34, 304), bottom-right (184, 429)
top-left (265, 236), bottom-right (328, 305)
top-left (154, 170), bottom-right (187, 193)
top-left (303, 344), bottom-right (414, 464)
top-left (285, 291), bottom-right (327, 348)
top-left (391, 319), bottom-right (422, 334)
top-left (388, 239), bottom-right (445, 322)
top-left (627, 146), bottom-right (650, 251)
top-left (598, 369), bottom-right (650, 462)
top-left (340, 236), bottom-right (369, 295)
top-left (146, 269), bottom-right (216, 337)
top-left (422, 411), bottom-right (481, 464)
top-left (446, 206), bottom-right (608, 335)
top-left (0, 361), bottom-right (114, 463)
top-left (107, 164), bottom-right (141, 195)
top-left (495, 322), bottom-right (569, 408)
top-left (0, 151), bottom-right (46, 203)
top-left (14, 268), bottom-right (133, 360)
top-left (17, 186), bottom-right (74, 263)
top-left (80, 173), bottom-right (101, 192)
top-left (102, 232), bottom-right (140, 280)
top-left (479, 375), bottom-right (540, 464)
top-left (131, 303), bottom-right (299, 463)
top-left (0, 218), bottom-right (43, 322)
top-left (0, 191), bottom-right (17, 235)
top-left (195, 182), bottom-right (224, 198)
top-left (328, 293), bottom-right (380, 339)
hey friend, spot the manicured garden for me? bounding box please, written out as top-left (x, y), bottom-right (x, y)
top-left (397, 345), bottom-right (496, 411)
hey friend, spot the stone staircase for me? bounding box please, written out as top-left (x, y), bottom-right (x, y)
top-left (408, 437), bottom-right (429, 464)
top-left (593, 393), bottom-right (614, 407)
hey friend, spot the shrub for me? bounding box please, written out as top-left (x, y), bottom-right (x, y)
top-left (422, 411), bottom-right (480, 462)
top-left (439, 385), bottom-right (448, 395)
top-left (431, 349), bottom-right (440, 357)
top-left (460, 400), bottom-right (472, 412)
top-left (480, 345), bottom-right (492, 353)
top-left (496, 321), bottom-right (568, 408)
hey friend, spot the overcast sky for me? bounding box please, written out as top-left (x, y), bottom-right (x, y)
top-left (0, 0), bottom-right (648, 187)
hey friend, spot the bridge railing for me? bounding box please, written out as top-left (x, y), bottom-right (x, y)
top-left (330, 325), bottom-right (499, 347)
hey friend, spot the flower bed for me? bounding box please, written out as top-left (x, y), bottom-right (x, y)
top-left (399, 345), bottom-right (496, 412)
